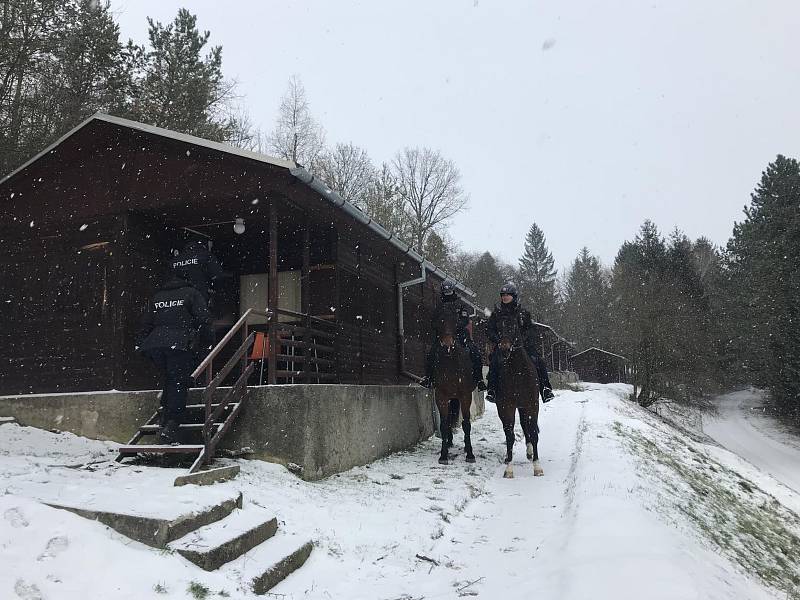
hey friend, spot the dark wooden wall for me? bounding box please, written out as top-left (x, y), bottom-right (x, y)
top-left (336, 228), bottom-right (400, 384)
top-left (0, 216), bottom-right (126, 393)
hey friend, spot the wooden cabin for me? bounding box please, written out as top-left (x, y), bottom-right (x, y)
top-left (570, 347), bottom-right (627, 383)
top-left (0, 113), bottom-right (475, 395)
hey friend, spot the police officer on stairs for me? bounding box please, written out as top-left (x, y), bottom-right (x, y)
top-left (136, 277), bottom-right (213, 444)
top-left (171, 235), bottom-right (224, 303)
top-left (485, 282), bottom-right (555, 404)
top-left (420, 280), bottom-right (487, 391)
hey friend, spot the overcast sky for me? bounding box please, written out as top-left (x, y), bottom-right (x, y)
top-left (112, 0), bottom-right (800, 272)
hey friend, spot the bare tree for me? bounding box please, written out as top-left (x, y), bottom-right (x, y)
top-left (391, 146), bottom-right (468, 250)
top-left (362, 162), bottom-right (413, 243)
top-left (267, 75), bottom-right (325, 167)
top-left (315, 142), bottom-right (374, 206)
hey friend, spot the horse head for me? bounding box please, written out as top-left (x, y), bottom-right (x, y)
top-left (434, 307), bottom-right (460, 354)
top-left (497, 313), bottom-right (524, 363)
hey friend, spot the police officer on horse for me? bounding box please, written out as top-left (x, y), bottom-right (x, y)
top-left (485, 282), bottom-right (555, 403)
top-left (420, 280), bottom-right (487, 391)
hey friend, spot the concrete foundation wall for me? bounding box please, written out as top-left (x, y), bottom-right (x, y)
top-left (0, 385), bottom-right (436, 480)
top-left (0, 390), bottom-right (160, 443)
top-left (227, 385), bottom-right (435, 480)
top-left (551, 371), bottom-right (579, 387)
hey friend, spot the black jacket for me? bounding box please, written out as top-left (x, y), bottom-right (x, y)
top-left (487, 300), bottom-right (538, 354)
top-left (136, 279), bottom-right (213, 354)
top-left (431, 298), bottom-right (471, 342)
top-left (171, 241), bottom-right (224, 297)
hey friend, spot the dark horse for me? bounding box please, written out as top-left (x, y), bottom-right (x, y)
top-left (494, 313), bottom-right (543, 478)
top-left (431, 310), bottom-right (476, 465)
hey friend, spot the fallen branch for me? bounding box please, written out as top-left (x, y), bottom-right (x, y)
top-left (456, 577), bottom-right (484, 593)
top-left (415, 553), bottom-right (439, 566)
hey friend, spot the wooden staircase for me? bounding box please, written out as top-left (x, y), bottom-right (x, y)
top-left (116, 309), bottom-right (267, 473)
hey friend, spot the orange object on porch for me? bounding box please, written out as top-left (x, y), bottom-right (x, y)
top-left (249, 332), bottom-right (270, 360)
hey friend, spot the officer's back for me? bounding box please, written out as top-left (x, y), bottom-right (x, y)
top-left (171, 239), bottom-right (223, 299)
top-left (137, 278), bottom-right (211, 354)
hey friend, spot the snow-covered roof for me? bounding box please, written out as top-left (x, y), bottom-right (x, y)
top-left (570, 347), bottom-right (627, 361)
top-left (531, 321), bottom-right (575, 346)
top-left (0, 112), bottom-right (294, 187)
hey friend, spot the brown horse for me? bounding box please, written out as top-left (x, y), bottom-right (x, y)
top-left (493, 314), bottom-right (543, 478)
top-left (431, 312), bottom-right (476, 465)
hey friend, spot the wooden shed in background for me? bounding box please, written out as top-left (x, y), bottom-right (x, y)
top-left (0, 113), bottom-right (476, 395)
top-left (570, 347), bottom-right (627, 383)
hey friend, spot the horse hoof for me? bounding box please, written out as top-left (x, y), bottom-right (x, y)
top-left (533, 460), bottom-right (544, 476)
top-left (526, 443), bottom-right (533, 460)
top-left (439, 457), bottom-right (449, 465)
top-left (503, 466), bottom-right (514, 479)
top-left (466, 455), bottom-right (476, 463)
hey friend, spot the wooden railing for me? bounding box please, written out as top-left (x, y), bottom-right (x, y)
top-left (189, 307), bottom-right (339, 468)
top-left (191, 308), bottom-right (268, 467)
top-left (263, 307), bottom-right (339, 384)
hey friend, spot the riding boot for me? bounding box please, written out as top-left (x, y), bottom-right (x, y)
top-left (472, 365), bottom-right (487, 391)
top-left (485, 349), bottom-right (499, 402)
top-left (485, 368), bottom-right (497, 402)
top-left (537, 365), bottom-right (555, 402)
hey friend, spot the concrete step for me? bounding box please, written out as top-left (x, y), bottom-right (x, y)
top-left (168, 506), bottom-right (277, 571)
top-left (138, 423), bottom-right (223, 433)
top-left (159, 402), bottom-right (237, 412)
top-left (223, 531), bottom-right (313, 594)
top-left (48, 491), bottom-right (243, 548)
top-left (117, 443), bottom-right (205, 455)
top-left (174, 464), bottom-right (240, 487)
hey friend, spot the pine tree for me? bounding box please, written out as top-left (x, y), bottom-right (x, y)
top-left (0, 0), bottom-right (130, 173)
top-left (125, 8), bottom-right (240, 142)
top-left (517, 223), bottom-right (558, 323)
top-left (561, 247), bottom-right (610, 350)
top-left (726, 155), bottom-right (800, 421)
top-left (423, 231), bottom-right (450, 268)
top-left (465, 252), bottom-right (509, 310)
top-left (611, 220), bottom-right (670, 405)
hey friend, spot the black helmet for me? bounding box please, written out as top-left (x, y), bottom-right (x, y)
top-left (441, 279), bottom-right (457, 301)
top-left (500, 282), bottom-right (518, 299)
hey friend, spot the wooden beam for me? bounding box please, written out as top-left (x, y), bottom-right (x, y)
top-left (302, 218), bottom-right (310, 315)
top-left (268, 199), bottom-right (278, 384)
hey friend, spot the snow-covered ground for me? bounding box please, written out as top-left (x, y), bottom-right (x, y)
top-left (2, 384), bottom-right (799, 599)
top-left (704, 389), bottom-right (800, 495)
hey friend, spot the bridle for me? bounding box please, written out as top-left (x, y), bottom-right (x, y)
top-left (439, 333), bottom-right (457, 354)
top-left (497, 315), bottom-right (524, 364)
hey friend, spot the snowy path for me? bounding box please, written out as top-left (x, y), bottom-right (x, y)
top-left (704, 389), bottom-right (800, 495)
top-left (2, 384), bottom-right (796, 599)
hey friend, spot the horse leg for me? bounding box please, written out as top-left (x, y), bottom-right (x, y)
top-left (500, 402), bottom-right (515, 478)
top-left (517, 407), bottom-right (533, 459)
top-left (461, 395), bottom-right (475, 463)
top-left (436, 397), bottom-right (451, 464)
top-left (448, 397), bottom-right (460, 447)
top-left (520, 405), bottom-right (543, 476)
top-left (438, 400), bottom-right (452, 465)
